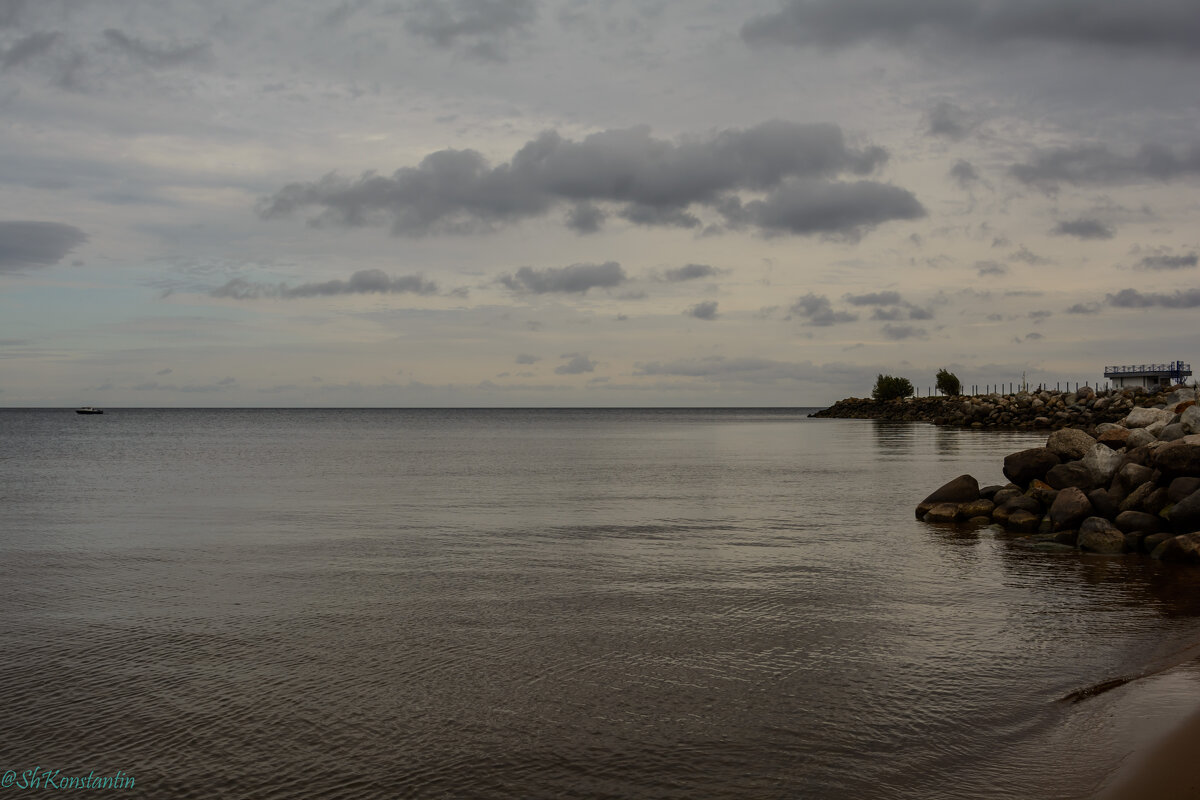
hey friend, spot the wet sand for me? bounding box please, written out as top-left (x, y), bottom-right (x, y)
top-left (1098, 706), bottom-right (1200, 800)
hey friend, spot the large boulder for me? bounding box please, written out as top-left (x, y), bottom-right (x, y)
top-left (1114, 510), bottom-right (1162, 534)
top-left (1125, 428), bottom-right (1157, 450)
top-left (1168, 488), bottom-right (1200, 534)
top-left (1168, 477), bottom-right (1200, 504)
top-left (1120, 481), bottom-right (1159, 514)
top-left (1151, 533), bottom-right (1200, 563)
top-left (1003, 448), bottom-right (1060, 488)
top-left (916, 474), bottom-right (980, 518)
top-left (1048, 487), bottom-right (1093, 531)
top-left (1159, 423), bottom-right (1188, 442)
top-left (1046, 428), bottom-right (1096, 460)
top-left (1077, 517), bottom-right (1127, 553)
top-left (1181, 405), bottom-right (1200, 435)
top-left (1046, 462), bottom-right (1095, 491)
top-left (1006, 509), bottom-right (1041, 532)
top-left (1125, 407), bottom-right (1174, 428)
top-left (1081, 444), bottom-right (1123, 487)
top-left (1165, 387), bottom-right (1197, 407)
top-left (1026, 479), bottom-right (1059, 508)
top-left (1088, 488), bottom-right (1120, 519)
top-left (924, 503), bottom-right (962, 523)
top-left (958, 498), bottom-right (995, 519)
top-left (1113, 462), bottom-right (1155, 495)
top-left (1154, 441), bottom-right (1200, 478)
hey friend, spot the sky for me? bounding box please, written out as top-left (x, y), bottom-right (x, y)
top-left (1, 0), bottom-right (1198, 407)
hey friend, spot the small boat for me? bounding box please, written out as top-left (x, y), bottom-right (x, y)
top-left (75, 407), bottom-right (103, 415)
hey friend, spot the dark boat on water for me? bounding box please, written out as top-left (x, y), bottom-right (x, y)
top-left (75, 407), bottom-right (103, 415)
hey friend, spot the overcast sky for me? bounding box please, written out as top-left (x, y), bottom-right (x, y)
top-left (2, 0), bottom-right (1198, 407)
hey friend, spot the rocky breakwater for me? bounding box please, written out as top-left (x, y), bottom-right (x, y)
top-left (915, 388), bottom-right (1200, 561)
top-left (813, 385), bottom-right (1177, 431)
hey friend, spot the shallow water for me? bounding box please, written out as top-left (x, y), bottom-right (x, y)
top-left (3, 408), bottom-right (1199, 798)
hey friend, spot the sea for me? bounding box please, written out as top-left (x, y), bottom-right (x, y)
top-left (3, 408), bottom-right (1200, 799)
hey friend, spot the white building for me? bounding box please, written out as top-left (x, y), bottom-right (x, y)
top-left (1103, 360), bottom-right (1192, 390)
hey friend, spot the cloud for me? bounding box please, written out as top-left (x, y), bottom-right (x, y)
top-left (1066, 302), bottom-right (1101, 314)
top-left (844, 290), bottom-right (901, 306)
top-left (498, 261), bottom-right (626, 294)
top-left (1107, 288), bottom-right (1200, 308)
top-left (632, 355), bottom-right (871, 386)
top-left (404, 0), bottom-right (536, 61)
top-left (0, 220), bottom-right (87, 273)
top-left (949, 159), bottom-right (980, 188)
top-left (927, 102), bottom-right (973, 140)
top-left (1009, 245), bottom-right (1050, 265)
top-left (2, 31), bottom-right (58, 70)
top-left (788, 292), bottom-right (858, 326)
top-left (260, 121), bottom-right (915, 238)
top-left (554, 353), bottom-right (596, 374)
top-left (515, 353), bottom-right (540, 364)
top-left (1135, 252), bottom-right (1197, 270)
top-left (976, 261), bottom-right (1007, 276)
top-left (211, 269), bottom-right (438, 299)
top-left (740, 0), bottom-right (1200, 54)
top-left (684, 300), bottom-right (719, 320)
top-left (1028, 310), bottom-right (1053, 323)
top-left (907, 306), bottom-right (934, 320)
top-left (1052, 219), bottom-right (1115, 239)
top-left (881, 323), bottom-right (926, 340)
top-left (871, 307), bottom-right (904, 321)
top-left (103, 29), bottom-right (210, 69)
top-left (1010, 142), bottom-right (1200, 189)
top-left (718, 179), bottom-right (925, 237)
top-left (663, 263), bottom-right (720, 282)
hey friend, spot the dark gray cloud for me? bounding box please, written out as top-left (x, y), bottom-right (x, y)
top-left (1028, 310), bottom-right (1053, 323)
top-left (907, 306), bottom-right (934, 320)
top-left (871, 307), bottom-right (904, 321)
top-left (684, 300), bottom-right (719, 320)
top-left (1009, 246), bottom-right (1050, 265)
top-left (881, 323), bottom-right (926, 340)
top-left (927, 102), bottom-right (973, 140)
top-left (0, 0), bottom-right (25, 27)
top-left (1011, 143), bottom-right (1200, 189)
top-left (211, 269), bottom-right (438, 299)
top-left (741, 0), bottom-right (1200, 54)
top-left (788, 292), bottom-right (858, 326)
top-left (499, 261), bottom-right (626, 294)
top-left (1066, 302), bottom-right (1101, 314)
top-left (0, 220), bottom-right (87, 272)
top-left (554, 353), bottom-right (596, 374)
top-left (1107, 288), bottom-right (1200, 308)
top-left (404, 0), bottom-right (536, 61)
top-left (1052, 218), bottom-right (1114, 239)
top-left (719, 179), bottom-right (925, 237)
top-left (515, 353), bottom-right (540, 364)
top-left (663, 263), bottom-right (720, 282)
top-left (261, 121), bottom-right (912, 238)
top-left (844, 290), bottom-right (901, 306)
top-left (949, 159), bottom-right (980, 188)
top-left (2, 30), bottom-right (57, 70)
top-left (976, 261), bottom-right (1007, 276)
top-left (1135, 252), bottom-right (1198, 270)
top-left (103, 29), bottom-right (210, 69)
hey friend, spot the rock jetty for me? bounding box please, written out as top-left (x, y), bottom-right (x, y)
top-left (811, 385), bottom-right (1182, 430)
top-left (915, 387), bottom-right (1200, 561)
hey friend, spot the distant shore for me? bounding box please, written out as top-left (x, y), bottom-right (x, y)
top-left (809, 385), bottom-right (1180, 431)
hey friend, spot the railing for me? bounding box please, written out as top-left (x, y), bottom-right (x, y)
top-left (1103, 362), bottom-right (1191, 376)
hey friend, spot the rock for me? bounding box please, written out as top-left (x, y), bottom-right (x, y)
top-left (924, 503), bottom-right (962, 523)
top-left (1077, 517), bottom-right (1127, 553)
top-left (1003, 448), bottom-right (1060, 488)
top-left (1120, 481), bottom-right (1159, 514)
top-left (1046, 428), bottom-right (1096, 460)
top-left (1049, 487), bottom-right (1093, 531)
top-left (1046, 462), bottom-right (1095, 491)
top-left (1006, 509), bottom-right (1041, 532)
top-left (992, 486), bottom-right (1023, 506)
top-left (1168, 477), bottom-right (1200, 504)
top-left (1159, 423), bottom-right (1187, 442)
top-left (1124, 532), bottom-right (1142, 552)
top-left (1096, 427), bottom-right (1132, 449)
top-left (1143, 532), bottom-right (1174, 554)
top-left (1143, 487), bottom-right (1170, 516)
top-left (1114, 462), bottom-right (1156, 495)
top-left (1151, 533), bottom-right (1200, 563)
top-left (1154, 442), bottom-right (1200, 478)
top-left (979, 484), bottom-right (1004, 500)
top-left (958, 498), bottom-right (996, 518)
top-left (917, 474), bottom-right (981, 518)
top-left (1125, 407), bottom-right (1174, 428)
top-left (1165, 387), bottom-right (1197, 407)
top-left (1181, 405), bottom-right (1200, 435)
top-left (1027, 479), bottom-right (1059, 507)
top-left (1168, 488), bottom-right (1200, 534)
top-left (1088, 488), bottom-right (1121, 519)
top-left (1081, 444), bottom-right (1123, 487)
top-left (1124, 445), bottom-right (1155, 467)
top-left (1114, 510), bottom-right (1162, 534)
top-left (1125, 428), bottom-right (1157, 450)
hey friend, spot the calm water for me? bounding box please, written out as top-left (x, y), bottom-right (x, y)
top-left (3, 408), bottom-right (1200, 799)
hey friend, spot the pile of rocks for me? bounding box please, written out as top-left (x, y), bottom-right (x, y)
top-left (915, 388), bottom-right (1200, 561)
top-left (812, 385), bottom-right (1176, 431)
